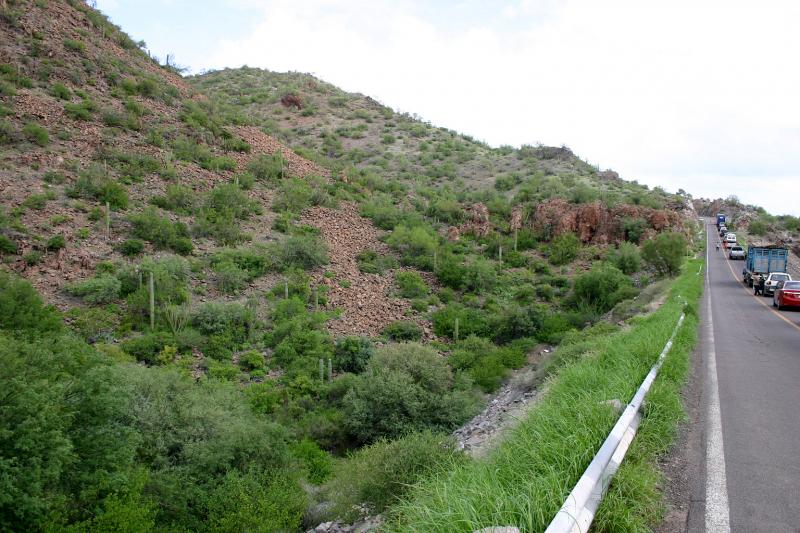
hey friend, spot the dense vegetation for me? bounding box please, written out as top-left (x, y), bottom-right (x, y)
top-left (0, 1), bottom-right (698, 531)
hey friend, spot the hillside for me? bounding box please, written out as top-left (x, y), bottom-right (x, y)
top-left (0, 1), bottom-right (698, 531)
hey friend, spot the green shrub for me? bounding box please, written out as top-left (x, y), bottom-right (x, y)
top-left (46, 234), bottom-right (65, 251)
top-left (214, 260), bottom-right (247, 294)
top-left (65, 274), bottom-right (121, 305)
top-left (642, 232), bottom-right (686, 277)
top-left (0, 119), bottom-right (15, 144)
top-left (291, 439), bottom-right (332, 484)
top-left (748, 219), bottom-right (768, 235)
top-left (549, 232), bottom-right (580, 265)
top-left (273, 235), bottom-right (328, 270)
top-left (356, 249), bottom-right (398, 274)
top-left (328, 431), bottom-right (464, 521)
top-left (622, 217), bottom-right (648, 243)
top-left (395, 271), bottom-right (428, 299)
top-left (192, 301), bottom-right (253, 345)
top-left (66, 165), bottom-right (128, 209)
top-left (121, 331), bottom-right (174, 364)
top-left (23, 122), bottom-right (49, 147)
top-left (238, 349), bottom-right (265, 371)
top-left (150, 184), bottom-right (195, 214)
top-left (432, 304), bottom-right (491, 339)
top-left (23, 251), bottom-right (43, 265)
top-left (64, 99), bottom-right (96, 121)
top-left (193, 184), bottom-right (260, 245)
top-left (63, 38), bottom-right (86, 53)
top-left (247, 153), bottom-right (285, 182)
top-left (212, 246), bottom-right (271, 280)
top-left (386, 224), bottom-right (437, 269)
top-left (572, 263), bottom-right (635, 313)
top-left (118, 238), bottom-right (144, 256)
top-left (129, 208), bottom-right (193, 255)
top-left (382, 320), bottom-right (422, 341)
top-left (333, 336), bottom-right (374, 374)
top-left (360, 198), bottom-right (404, 230)
top-left (342, 343), bottom-right (479, 444)
top-left (0, 235), bottom-right (17, 254)
top-left (610, 241), bottom-right (641, 274)
top-left (272, 176), bottom-right (330, 213)
top-left (0, 271), bottom-right (62, 335)
top-left (43, 171), bottom-right (67, 184)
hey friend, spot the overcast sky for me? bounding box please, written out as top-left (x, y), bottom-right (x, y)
top-left (95, 0), bottom-right (800, 216)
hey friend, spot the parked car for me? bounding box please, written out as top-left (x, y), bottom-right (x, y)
top-left (725, 232), bottom-right (737, 244)
top-left (773, 280), bottom-right (800, 310)
top-left (728, 246), bottom-right (745, 260)
top-left (756, 272), bottom-right (792, 296)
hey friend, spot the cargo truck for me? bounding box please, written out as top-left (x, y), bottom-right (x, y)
top-left (742, 245), bottom-right (789, 292)
top-left (716, 213), bottom-right (726, 227)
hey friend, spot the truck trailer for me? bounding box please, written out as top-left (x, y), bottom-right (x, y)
top-left (742, 245), bottom-right (789, 288)
top-left (716, 213), bottom-right (726, 227)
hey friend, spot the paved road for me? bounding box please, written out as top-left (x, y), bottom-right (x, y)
top-left (692, 220), bottom-right (800, 532)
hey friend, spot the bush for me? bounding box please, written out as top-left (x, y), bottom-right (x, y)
top-left (431, 304), bottom-right (491, 339)
top-left (272, 176), bottom-right (330, 213)
top-left (66, 165), bottom-right (128, 209)
top-left (610, 241), bottom-right (642, 274)
top-left (50, 82), bottom-right (71, 100)
top-left (386, 224), bottom-right (437, 269)
top-left (342, 343), bottom-right (479, 444)
top-left (247, 153), bottom-right (285, 182)
top-left (290, 439), bottom-right (332, 484)
top-left (622, 217), bottom-right (648, 243)
top-left (129, 208), bottom-right (193, 254)
top-left (356, 249), bottom-right (398, 275)
top-left (64, 99), bottom-right (96, 121)
top-left (214, 260), bottom-right (247, 294)
top-left (549, 233), bottom-right (580, 265)
top-left (193, 184), bottom-right (260, 244)
top-left (118, 238), bottom-right (144, 256)
top-left (328, 431), bottom-right (464, 521)
top-left (382, 320), bottom-right (422, 341)
top-left (748, 219), bottom-right (768, 235)
top-left (395, 271), bottom-right (428, 299)
top-left (121, 331), bottom-right (174, 364)
top-left (46, 234), bottom-right (66, 251)
top-left (23, 122), bottom-right (49, 147)
top-left (65, 274), bottom-right (121, 305)
top-left (334, 336), bottom-right (374, 374)
top-left (0, 235), bottom-right (17, 254)
top-left (238, 349), bottom-right (265, 371)
top-left (212, 246), bottom-right (271, 280)
top-left (63, 38), bottom-right (86, 53)
top-left (273, 235), bottom-right (328, 270)
top-left (572, 263), bottom-right (635, 313)
top-left (0, 271), bottom-right (62, 335)
top-left (642, 232), bottom-right (686, 277)
top-left (150, 185), bottom-right (196, 214)
top-left (192, 301), bottom-right (254, 344)
top-left (360, 198), bottom-right (404, 230)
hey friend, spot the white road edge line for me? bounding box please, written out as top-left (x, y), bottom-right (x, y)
top-left (705, 227), bottom-right (731, 532)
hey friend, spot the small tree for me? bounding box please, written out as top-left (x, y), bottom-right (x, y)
top-left (642, 232), bottom-right (686, 277)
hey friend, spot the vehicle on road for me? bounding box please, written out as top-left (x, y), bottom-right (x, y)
top-left (756, 272), bottom-right (792, 296)
top-left (773, 280), bottom-right (800, 310)
top-left (719, 226), bottom-right (728, 236)
top-left (743, 245), bottom-right (789, 288)
top-left (725, 232), bottom-right (737, 244)
top-left (717, 213), bottom-right (726, 227)
top-left (728, 245), bottom-right (745, 260)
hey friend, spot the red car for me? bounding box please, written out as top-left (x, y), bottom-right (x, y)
top-left (773, 280), bottom-right (800, 310)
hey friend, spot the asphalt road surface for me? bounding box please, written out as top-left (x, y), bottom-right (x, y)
top-left (690, 220), bottom-right (800, 532)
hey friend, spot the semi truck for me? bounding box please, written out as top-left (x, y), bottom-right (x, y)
top-left (742, 245), bottom-right (789, 289)
top-left (716, 213), bottom-right (726, 227)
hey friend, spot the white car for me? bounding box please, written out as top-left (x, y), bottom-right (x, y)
top-left (725, 233), bottom-right (737, 244)
top-left (760, 272), bottom-right (792, 296)
top-left (728, 246), bottom-right (745, 260)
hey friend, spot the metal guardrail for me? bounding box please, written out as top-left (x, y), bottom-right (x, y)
top-left (545, 311), bottom-right (687, 533)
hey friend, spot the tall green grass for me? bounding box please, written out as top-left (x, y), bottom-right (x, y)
top-left (386, 258), bottom-right (704, 532)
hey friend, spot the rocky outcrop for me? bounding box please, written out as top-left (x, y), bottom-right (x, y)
top-left (530, 199), bottom-right (684, 244)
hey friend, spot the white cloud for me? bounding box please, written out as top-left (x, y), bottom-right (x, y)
top-left (201, 0), bottom-right (800, 215)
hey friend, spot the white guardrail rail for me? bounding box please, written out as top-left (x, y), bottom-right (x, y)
top-left (545, 310), bottom-right (687, 533)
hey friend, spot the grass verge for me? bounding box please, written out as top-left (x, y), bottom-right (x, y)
top-left (385, 257), bottom-right (704, 532)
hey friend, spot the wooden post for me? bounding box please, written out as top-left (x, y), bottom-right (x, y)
top-left (454, 317), bottom-right (459, 342)
top-left (148, 272), bottom-right (155, 330)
